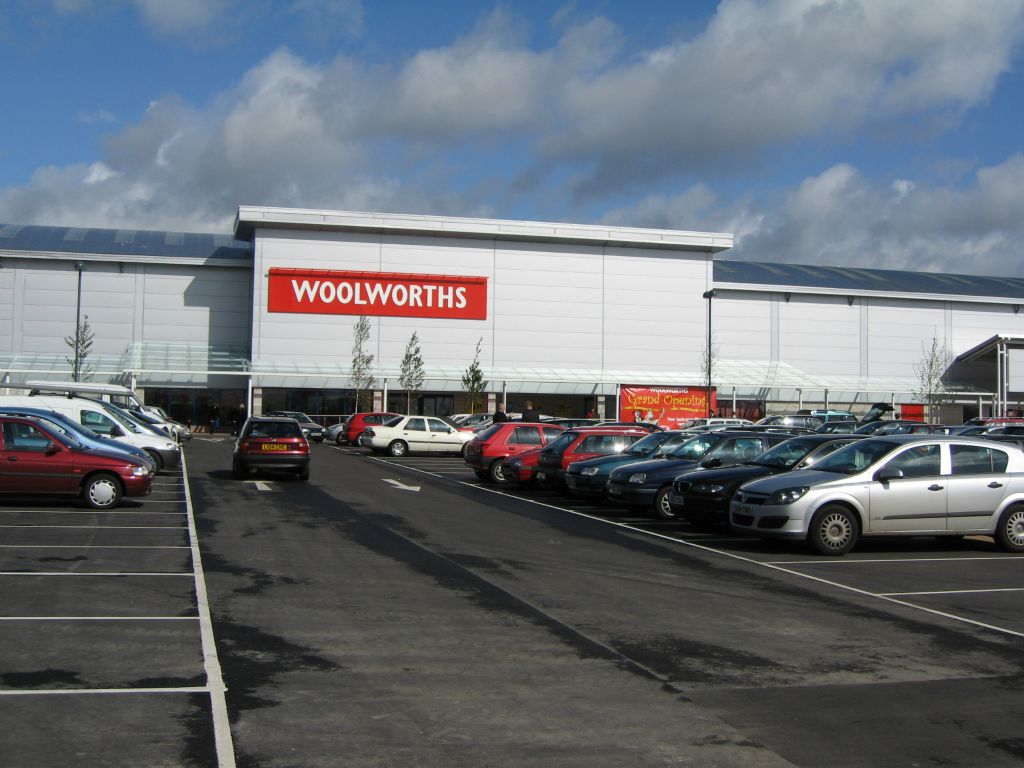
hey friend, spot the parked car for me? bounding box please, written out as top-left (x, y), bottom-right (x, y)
top-left (564, 430), bottom-right (692, 498)
top-left (535, 427), bottom-right (650, 487)
top-left (324, 416), bottom-right (352, 444)
top-left (801, 409), bottom-right (856, 422)
top-left (365, 415), bottom-right (474, 457)
top-left (341, 412), bottom-right (401, 446)
top-left (730, 435), bottom-right (1024, 555)
top-left (605, 431), bottom-right (793, 518)
top-left (450, 413), bottom-right (494, 428)
top-left (595, 421), bottom-right (665, 432)
top-left (543, 418), bottom-right (603, 428)
top-left (679, 417), bottom-right (753, 431)
top-left (0, 405), bottom-right (157, 472)
top-left (233, 416), bottom-right (310, 480)
top-left (667, 434), bottom-right (862, 525)
top-left (0, 414), bottom-right (153, 508)
top-left (755, 414), bottom-right (823, 429)
top-left (854, 419), bottom-right (927, 435)
top-left (464, 421), bottom-right (565, 482)
top-left (501, 446), bottom-right (545, 485)
top-left (814, 420), bottom-right (861, 434)
top-left (265, 410), bottom-right (325, 442)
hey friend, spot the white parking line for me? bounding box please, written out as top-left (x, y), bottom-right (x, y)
top-left (0, 572), bottom-right (192, 576)
top-left (0, 686), bottom-right (210, 697)
top-left (372, 456), bottom-right (1024, 640)
top-left (182, 451), bottom-right (236, 767)
top-left (881, 587), bottom-right (1024, 597)
top-left (0, 615), bottom-right (198, 620)
top-left (767, 555), bottom-right (1021, 565)
top-left (0, 544), bottom-right (188, 549)
top-left (0, 525), bottom-right (186, 530)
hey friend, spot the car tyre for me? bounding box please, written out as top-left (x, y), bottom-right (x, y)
top-left (488, 459), bottom-right (506, 483)
top-left (654, 486), bottom-right (679, 520)
top-left (83, 473), bottom-right (122, 509)
top-left (297, 465), bottom-right (310, 481)
top-left (808, 504), bottom-right (859, 556)
top-left (388, 440), bottom-right (408, 457)
top-left (995, 504), bottom-right (1024, 553)
top-left (232, 459), bottom-right (246, 479)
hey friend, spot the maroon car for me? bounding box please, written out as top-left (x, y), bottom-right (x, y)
top-left (0, 414), bottom-right (153, 509)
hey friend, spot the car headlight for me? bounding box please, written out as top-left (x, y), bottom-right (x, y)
top-left (130, 465), bottom-right (151, 477)
top-left (628, 472), bottom-right (646, 484)
top-left (163, 442), bottom-right (178, 451)
top-left (693, 483), bottom-right (725, 495)
top-left (769, 486), bottom-right (810, 505)
top-left (581, 467), bottom-right (600, 476)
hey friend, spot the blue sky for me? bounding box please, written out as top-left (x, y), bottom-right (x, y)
top-left (1, 0), bottom-right (1023, 276)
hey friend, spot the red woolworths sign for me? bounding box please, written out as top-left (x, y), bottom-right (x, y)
top-left (619, 386), bottom-right (717, 429)
top-left (267, 268), bottom-right (488, 320)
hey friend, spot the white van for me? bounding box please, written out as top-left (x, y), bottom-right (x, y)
top-left (0, 394), bottom-right (181, 472)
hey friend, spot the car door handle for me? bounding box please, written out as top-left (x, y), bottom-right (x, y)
top-left (928, 484), bottom-right (944, 491)
top-left (6, 456), bottom-right (16, 461)
top-left (989, 481), bottom-right (1004, 488)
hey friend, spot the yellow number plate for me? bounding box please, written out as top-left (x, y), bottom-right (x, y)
top-left (261, 443), bottom-right (288, 451)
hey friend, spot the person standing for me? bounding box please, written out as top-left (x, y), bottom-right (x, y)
top-left (493, 401), bottom-right (509, 423)
top-left (522, 400), bottom-right (541, 422)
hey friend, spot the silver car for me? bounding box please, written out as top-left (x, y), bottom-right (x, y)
top-left (730, 435), bottom-right (1024, 555)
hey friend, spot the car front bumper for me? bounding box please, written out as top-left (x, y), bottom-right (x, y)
top-left (605, 481), bottom-right (656, 506)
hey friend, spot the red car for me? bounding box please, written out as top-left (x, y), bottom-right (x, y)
top-left (342, 412), bottom-right (401, 446)
top-left (0, 414), bottom-right (153, 509)
top-left (535, 427), bottom-right (650, 486)
top-left (464, 422), bottom-right (564, 482)
top-left (500, 446), bottom-right (545, 485)
top-left (233, 416), bottom-right (311, 481)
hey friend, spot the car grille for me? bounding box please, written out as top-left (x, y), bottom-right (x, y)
top-left (732, 513), bottom-right (755, 527)
top-left (734, 490), bottom-right (769, 505)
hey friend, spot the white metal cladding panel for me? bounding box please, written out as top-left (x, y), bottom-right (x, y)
top-left (602, 249), bottom-right (708, 371)
top-left (259, 229), bottom-right (383, 269)
top-left (21, 265), bottom-right (137, 356)
top-left (380, 234), bottom-right (494, 275)
top-left (779, 295), bottom-right (861, 375)
top-left (951, 303), bottom-right (1022, 352)
top-left (0, 270), bottom-right (12, 352)
top-left (141, 268), bottom-right (251, 346)
top-left (867, 301), bottom-right (947, 376)
top-left (714, 295), bottom-right (770, 360)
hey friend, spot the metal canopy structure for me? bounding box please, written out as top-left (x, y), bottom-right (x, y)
top-left (951, 334), bottom-right (1024, 416)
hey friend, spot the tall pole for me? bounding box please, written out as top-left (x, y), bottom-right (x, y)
top-left (702, 289), bottom-right (716, 418)
top-left (73, 262), bottom-right (85, 382)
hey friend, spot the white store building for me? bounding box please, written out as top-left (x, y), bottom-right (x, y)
top-left (0, 205), bottom-right (1022, 427)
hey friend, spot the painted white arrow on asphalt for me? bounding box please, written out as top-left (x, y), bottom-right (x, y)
top-left (254, 481), bottom-right (273, 491)
top-left (383, 479), bottom-right (421, 492)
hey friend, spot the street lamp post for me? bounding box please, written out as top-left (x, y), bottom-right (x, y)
top-left (73, 261), bottom-right (85, 381)
top-left (702, 289), bottom-right (716, 418)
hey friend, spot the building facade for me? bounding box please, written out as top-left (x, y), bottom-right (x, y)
top-left (1, 208), bottom-right (1022, 427)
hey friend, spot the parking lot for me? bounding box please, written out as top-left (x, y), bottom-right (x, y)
top-left (2, 439), bottom-right (1024, 767)
top-left (350, 447), bottom-right (1024, 641)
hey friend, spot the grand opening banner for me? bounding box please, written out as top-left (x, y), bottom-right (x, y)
top-left (619, 385), bottom-right (716, 428)
top-left (268, 267), bottom-right (488, 320)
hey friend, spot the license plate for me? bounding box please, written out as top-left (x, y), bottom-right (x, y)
top-left (669, 493), bottom-right (685, 506)
top-left (736, 503), bottom-right (753, 516)
top-left (536, 472), bottom-right (546, 481)
top-left (262, 443), bottom-right (288, 451)
top-left (608, 485), bottom-right (622, 495)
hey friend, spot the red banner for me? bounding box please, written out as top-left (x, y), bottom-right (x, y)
top-left (268, 268), bottom-right (488, 320)
top-left (619, 385), bottom-right (716, 429)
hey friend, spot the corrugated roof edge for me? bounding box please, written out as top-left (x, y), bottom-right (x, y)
top-left (234, 205), bottom-right (734, 252)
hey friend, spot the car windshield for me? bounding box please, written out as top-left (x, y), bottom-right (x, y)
top-left (664, 434), bottom-right (717, 460)
top-left (623, 432), bottom-right (672, 456)
top-left (544, 432), bottom-right (577, 453)
top-left (382, 416), bottom-right (404, 427)
top-left (33, 418), bottom-right (82, 448)
top-left (753, 437), bottom-right (819, 468)
top-left (474, 424), bottom-right (503, 441)
top-left (809, 438), bottom-right (902, 475)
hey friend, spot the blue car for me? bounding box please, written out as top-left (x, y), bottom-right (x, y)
top-left (0, 405), bottom-right (158, 472)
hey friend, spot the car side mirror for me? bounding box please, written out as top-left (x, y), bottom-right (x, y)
top-left (877, 467), bottom-right (904, 481)
top-left (702, 457), bottom-right (722, 468)
top-left (46, 442), bottom-right (61, 455)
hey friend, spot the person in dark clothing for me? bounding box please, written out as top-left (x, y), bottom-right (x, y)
top-left (493, 402), bottom-right (509, 423)
top-left (522, 400), bottom-right (541, 422)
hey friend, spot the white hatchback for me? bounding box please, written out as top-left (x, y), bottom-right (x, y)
top-left (365, 415), bottom-right (474, 457)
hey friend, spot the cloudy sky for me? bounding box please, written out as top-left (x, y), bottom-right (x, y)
top-left (2, 0), bottom-right (1023, 275)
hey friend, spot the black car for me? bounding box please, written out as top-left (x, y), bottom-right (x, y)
top-left (605, 431), bottom-right (793, 518)
top-left (564, 430), bottom-right (691, 497)
top-left (265, 410), bottom-right (325, 442)
top-left (667, 434), bottom-right (862, 526)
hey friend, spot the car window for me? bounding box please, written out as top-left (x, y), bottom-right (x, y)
top-left (577, 434), bottom-right (613, 453)
top-left (812, 439), bottom-right (901, 475)
top-left (667, 434), bottom-right (717, 459)
top-left (80, 409), bottom-right (119, 436)
top-left (2, 421), bottom-right (52, 451)
top-left (544, 432), bottom-right (576, 453)
top-left (950, 445), bottom-right (1009, 475)
top-left (510, 426), bottom-right (541, 445)
top-left (755, 438), bottom-right (816, 468)
top-left (405, 418), bottom-right (427, 432)
top-left (883, 444), bottom-right (942, 478)
top-left (247, 421), bottom-right (302, 438)
top-left (476, 424), bottom-right (503, 441)
top-left (541, 427), bottom-right (563, 441)
top-left (426, 418), bottom-right (451, 433)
